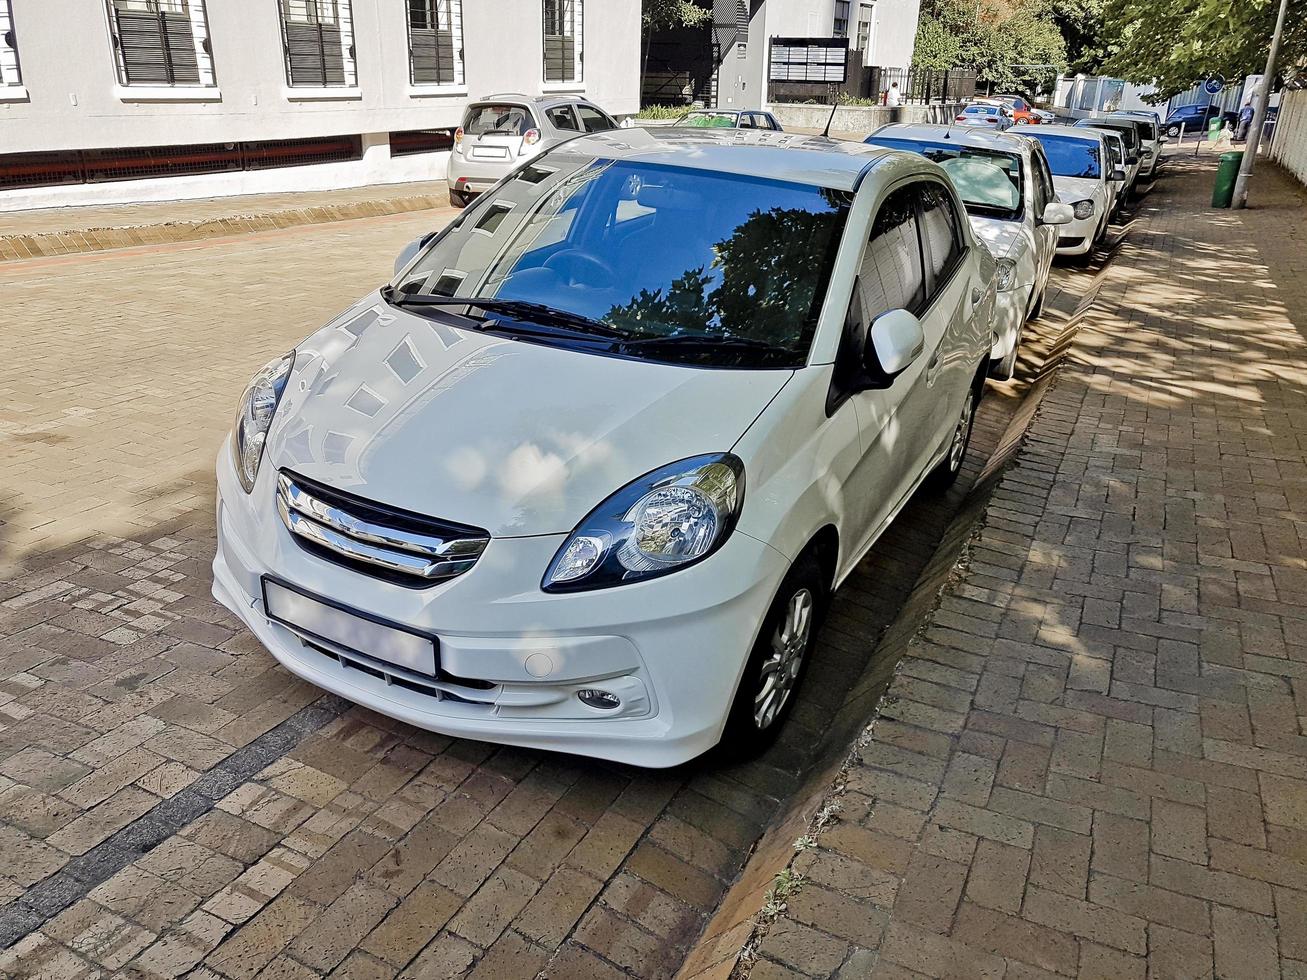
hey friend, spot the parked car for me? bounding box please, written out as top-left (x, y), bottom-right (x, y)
top-left (1032, 108), bottom-right (1057, 124)
top-left (1163, 102), bottom-right (1236, 138)
top-left (1023, 125), bottom-right (1122, 257)
top-left (214, 128), bottom-right (997, 768)
top-left (866, 123), bottom-right (1069, 379)
top-left (676, 108), bottom-right (784, 131)
top-left (1089, 128), bottom-right (1129, 214)
top-left (447, 93), bottom-right (619, 208)
top-left (1074, 117), bottom-right (1143, 192)
top-left (990, 94), bottom-right (1042, 125)
top-left (1104, 111), bottom-right (1163, 180)
top-left (956, 102), bottom-right (1014, 131)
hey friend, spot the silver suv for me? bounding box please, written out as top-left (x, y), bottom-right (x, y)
top-left (447, 93), bottom-right (619, 208)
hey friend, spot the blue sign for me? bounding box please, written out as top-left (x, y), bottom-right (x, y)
top-left (1204, 76), bottom-right (1225, 95)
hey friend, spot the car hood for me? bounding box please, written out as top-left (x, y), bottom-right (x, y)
top-left (1052, 175), bottom-right (1103, 203)
top-left (967, 214), bottom-right (1027, 261)
top-left (267, 298), bottom-right (790, 537)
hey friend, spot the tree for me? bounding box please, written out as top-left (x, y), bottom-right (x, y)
top-left (912, 0), bottom-right (1068, 94)
top-left (1049, 0), bottom-right (1111, 74)
top-left (1101, 0), bottom-right (1306, 97)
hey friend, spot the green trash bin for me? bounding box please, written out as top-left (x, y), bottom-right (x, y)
top-left (1208, 117), bottom-right (1223, 143)
top-left (1212, 151), bottom-right (1243, 208)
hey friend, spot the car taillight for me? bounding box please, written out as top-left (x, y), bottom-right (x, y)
top-left (524, 128), bottom-right (541, 146)
top-left (454, 126), bottom-right (464, 146)
top-left (987, 117), bottom-right (997, 122)
top-left (956, 115), bottom-right (966, 122)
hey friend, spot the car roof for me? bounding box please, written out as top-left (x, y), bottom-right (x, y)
top-left (475, 92), bottom-right (596, 110)
top-left (552, 127), bottom-right (916, 192)
top-left (682, 108), bottom-right (744, 115)
top-left (868, 123), bottom-right (1033, 155)
top-left (1025, 124), bottom-right (1106, 141)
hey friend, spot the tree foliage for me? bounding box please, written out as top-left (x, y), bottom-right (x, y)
top-left (912, 0), bottom-right (1068, 93)
top-left (642, 0), bottom-right (712, 32)
top-left (1049, 0), bottom-right (1111, 73)
top-left (1101, 0), bottom-right (1306, 98)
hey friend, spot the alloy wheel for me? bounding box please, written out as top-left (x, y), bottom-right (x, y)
top-left (753, 587), bottom-right (814, 730)
top-left (948, 390), bottom-right (976, 473)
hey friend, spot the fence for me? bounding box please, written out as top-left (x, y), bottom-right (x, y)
top-left (1270, 88), bottom-right (1307, 187)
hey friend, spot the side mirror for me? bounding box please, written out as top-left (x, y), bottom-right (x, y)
top-left (394, 233), bottom-right (435, 276)
top-left (864, 309), bottom-right (925, 381)
top-left (1127, 155), bottom-right (1139, 165)
top-left (1040, 202), bottom-right (1074, 226)
top-left (1111, 166), bottom-right (1127, 181)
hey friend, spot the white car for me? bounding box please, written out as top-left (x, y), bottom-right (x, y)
top-left (866, 123), bottom-right (1071, 380)
top-left (1074, 117), bottom-right (1144, 192)
top-left (954, 102), bottom-right (1014, 131)
top-left (1110, 111), bottom-right (1164, 179)
top-left (1024, 125), bottom-right (1122, 257)
top-left (212, 129), bottom-right (997, 768)
top-left (1093, 129), bottom-right (1129, 214)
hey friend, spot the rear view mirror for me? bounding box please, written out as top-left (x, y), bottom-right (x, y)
top-left (864, 309), bottom-right (925, 382)
top-left (1040, 202), bottom-right (1074, 226)
top-left (1127, 155), bottom-right (1139, 166)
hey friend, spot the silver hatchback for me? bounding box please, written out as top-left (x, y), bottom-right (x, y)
top-left (446, 94), bottom-right (619, 207)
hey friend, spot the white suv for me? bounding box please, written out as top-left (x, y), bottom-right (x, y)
top-left (214, 129), bottom-right (997, 767)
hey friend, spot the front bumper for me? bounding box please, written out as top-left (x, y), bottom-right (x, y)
top-left (989, 286), bottom-right (1028, 362)
top-left (1055, 212), bottom-right (1099, 255)
top-left (212, 446), bottom-right (788, 768)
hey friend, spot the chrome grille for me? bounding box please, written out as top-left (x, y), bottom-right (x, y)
top-left (276, 471), bottom-right (489, 584)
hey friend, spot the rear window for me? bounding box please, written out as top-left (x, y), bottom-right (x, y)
top-left (866, 137), bottom-right (1024, 220)
top-left (463, 104), bottom-right (537, 136)
top-left (1031, 135), bottom-right (1101, 179)
top-left (680, 111), bottom-right (738, 128)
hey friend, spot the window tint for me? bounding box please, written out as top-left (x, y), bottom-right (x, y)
top-left (576, 104), bottom-right (613, 132)
top-left (865, 137), bottom-right (1022, 219)
top-left (546, 105), bottom-right (580, 131)
top-left (1031, 134), bottom-right (1101, 179)
top-left (1032, 150), bottom-right (1055, 214)
top-left (920, 183), bottom-right (963, 286)
top-left (856, 185), bottom-right (926, 320)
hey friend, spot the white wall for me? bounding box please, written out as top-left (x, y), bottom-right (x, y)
top-left (866, 0), bottom-right (917, 69)
top-left (1271, 89), bottom-right (1307, 188)
top-left (0, 0), bottom-right (639, 207)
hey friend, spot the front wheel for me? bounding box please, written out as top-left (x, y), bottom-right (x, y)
top-left (926, 382), bottom-right (980, 490)
top-left (1166, 123), bottom-right (1182, 138)
top-left (719, 555), bottom-right (827, 758)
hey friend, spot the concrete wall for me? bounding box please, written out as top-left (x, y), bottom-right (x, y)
top-left (1, 0), bottom-right (639, 208)
top-left (866, 0), bottom-right (919, 70)
top-left (772, 100), bottom-right (962, 136)
top-left (1271, 89), bottom-right (1307, 188)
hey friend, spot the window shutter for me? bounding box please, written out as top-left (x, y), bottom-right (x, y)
top-left (281, 1), bottom-right (353, 87)
top-left (542, 0), bottom-right (581, 83)
top-left (408, 0), bottom-right (461, 85)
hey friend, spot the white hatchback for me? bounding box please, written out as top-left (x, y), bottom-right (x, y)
top-left (213, 129), bottom-right (996, 768)
top-left (866, 124), bottom-right (1071, 380)
top-left (1024, 126), bottom-right (1122, 257)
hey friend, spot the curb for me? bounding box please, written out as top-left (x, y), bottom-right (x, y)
top-left (0, 192), bottom-right (453, 263)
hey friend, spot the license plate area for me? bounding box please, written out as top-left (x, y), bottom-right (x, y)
top-left (471, 145), bottom-right (509, 160)
top-left (262, 578), bottom-right (437, 676)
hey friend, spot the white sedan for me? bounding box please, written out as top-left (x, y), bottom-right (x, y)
top-left (867, 123), bottom-right (1071, 380)
top-left (1024, 125), bottom-right (1122, 257)
top-left (213, 129), bottom-right (996, 767)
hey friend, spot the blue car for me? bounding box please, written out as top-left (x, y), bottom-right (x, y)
top-left (1165, 102), bottom-right (1236, 137)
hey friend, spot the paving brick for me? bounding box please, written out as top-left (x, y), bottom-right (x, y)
top-left (1212, 906), bottom-right (1279, 980)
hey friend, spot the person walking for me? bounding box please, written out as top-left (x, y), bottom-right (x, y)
top-left (1236, 98), bottom-right (1255, 142)
top-left (886, 81), bottom-right (903, 107)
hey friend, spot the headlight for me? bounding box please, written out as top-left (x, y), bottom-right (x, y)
top-left (543, 454), bottom-right (744, 592)
top-left (995, 258), bottom-right (1017, 291)
top-left (1072, 199), bottom-right (1095, 220)
top-left (231, 351), bottom-right (294, 493)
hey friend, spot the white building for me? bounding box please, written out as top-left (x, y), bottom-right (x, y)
top-left (711, 0), bottom-right (919, 110)
top-left (0, 0), bottom-right (640, 210)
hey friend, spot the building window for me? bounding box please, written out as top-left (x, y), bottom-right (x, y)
top-left (407, 0), bottom-right (462, 86)
top-left (278, 0), bottom-right (356, 88)
top-left (106, 0), bottom-right (214, 87)
top-left (542, 0), bottom-right (581, 84)
top-left (0, 1), bottom-right (20, 87)
top-left (855, 2), bottom-right (873, 52)
top-left (736, 0), bottom-right (747, 59)
top-left (833, 0), bottom-right (850, 37)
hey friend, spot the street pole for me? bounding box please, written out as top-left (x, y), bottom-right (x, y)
top-left (1231, 0), bottom-right (1292, 209)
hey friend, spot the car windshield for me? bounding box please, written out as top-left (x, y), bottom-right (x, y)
top-left (867, 138), bottom-right (1023, 219)
top-left (1081, 121), bottom-right (1138, 149)
top-left (391, 159), bottom-right (852, 368)
top-left (1126, 119), bottom-right (1157, 140)
top-left (1031, 135), bottom-right (1101, 179)
top-left (680, 112), bottom-right (738, 128)
top-left (463, 104), bottom-right (534, 137)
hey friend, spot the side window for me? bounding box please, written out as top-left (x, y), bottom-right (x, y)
top-left (855, 184), bottom-right (927, 323)
top-left (1036, 154), bottom-right (1055, 212)
top-left (738, 113), bottom-right (756, 129)
top-left (546, 105), bottom-right (580, 132)
top-left (576, 104), bottom-right (613, 133)
top-left (919, 183), bottom-right (964, 292)
top-left (766, 114), bottom-right (781, 131)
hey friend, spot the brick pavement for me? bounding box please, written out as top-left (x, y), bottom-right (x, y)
top-left (0, 191), bottom-right (1093, 978)
top-left (0, 181), bottom-right (454, 262)
top-left (719, 156), bottom-right (1307, 978)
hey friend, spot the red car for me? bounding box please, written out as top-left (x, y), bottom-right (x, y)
top-left (990, 94), bottom-right (1042, 125)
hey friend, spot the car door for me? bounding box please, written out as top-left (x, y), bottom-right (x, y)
top-left (575, 103), bottom-right (616, 133)
top-left (1028, 147), bottom-right (1058, 287)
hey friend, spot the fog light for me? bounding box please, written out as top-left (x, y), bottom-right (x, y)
top-left (578, 689), bottom-right (621, 710)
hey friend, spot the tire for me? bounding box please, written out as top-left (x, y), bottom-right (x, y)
top-left (448, 189), bottom-right (468, 209)
top-left (1029, 283), bottom-right (1046, 321)
top-left (990, 323), bottom-right (1021, 381)
top-left (1166, 123), bottom-right (1181, 138)
top-left (719, 554), bottom-right (827, 759)
top-left (926, 377), bottom-right (981, 490)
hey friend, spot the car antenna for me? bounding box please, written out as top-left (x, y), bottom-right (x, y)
top-left (821, 95), bottom-right (841, 139)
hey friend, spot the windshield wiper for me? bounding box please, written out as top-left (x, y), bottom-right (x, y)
top-left (621, 334), bottom-right (798, 360)
top-left (384, 291), bottom-right (634, 340)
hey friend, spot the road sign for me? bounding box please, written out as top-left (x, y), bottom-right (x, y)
top-left (1204, 76), bottom-right (1225, 95)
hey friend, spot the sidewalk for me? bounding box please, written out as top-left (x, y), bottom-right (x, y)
top-left (0, 180), bottom-right (452, 262)
top-left (704, 155), bottom-right (1307, 978)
